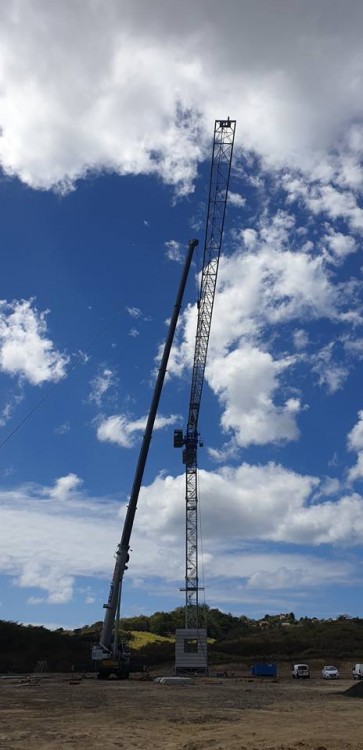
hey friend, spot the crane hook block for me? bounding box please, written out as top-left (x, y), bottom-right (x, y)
top-left (173, 429), bottom-right (184, 448)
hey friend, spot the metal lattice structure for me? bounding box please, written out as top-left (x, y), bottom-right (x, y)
top-left (175, 119), bottom-right (236, 630)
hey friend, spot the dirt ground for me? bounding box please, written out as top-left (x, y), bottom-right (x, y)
top-left (0, 672), bottom-right (362, 750)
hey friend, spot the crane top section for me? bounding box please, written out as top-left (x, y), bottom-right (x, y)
top-left (187, 118), bottom-right (236, 445)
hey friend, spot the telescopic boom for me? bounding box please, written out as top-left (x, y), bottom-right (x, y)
top-left (92, 239), bottom-right (198, 673)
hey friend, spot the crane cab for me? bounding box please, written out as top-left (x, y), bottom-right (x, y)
top-left (173, 429), bottom-right (184, 448)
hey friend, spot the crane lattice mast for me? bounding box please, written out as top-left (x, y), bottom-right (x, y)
top-left (175, 119), bottom-right (236, 630)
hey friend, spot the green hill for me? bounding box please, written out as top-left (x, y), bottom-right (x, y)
top-left (1, 609), bottom-right (363, 673)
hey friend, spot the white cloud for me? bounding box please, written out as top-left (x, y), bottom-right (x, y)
top-left (165, 239), bottom-right (183, 263)
top-left (128, 327), bottom-right (140, 338)
top-left (228, 191), bottom-right (245, 207)
top-left (1, 1), bottom-right (363, 194)
top-left (19, 562), bottom-right (74, 604)
top-left (48, 474), bottom-right (83, 502)
top-left (0, 388), bottom-right (24, 426)
top-left (96, 412), bottom-right (179, 448)
top-left (0, 465), bottom-right (361, 606)
top-left (207, 346), bottom-right (301, 446)
top-left (211, 228), bottom-right (349, 344)
top-left (89, 367), bottom-right (115, 406)
top-left (347, 411), bottom-right (363, 482)
top-left (311, 343), bottom-right (349, 394)
top-left (246, 567), bottom-right (315, 591)
top-left (0, 402), bottom-right (12, 427)
top-left (75, 350), bottom-right (90, 365)
top-left (313, 476), bottom-right (341, 500)
top-left (137, 463), bottom-right (317, 541)
top-left (348, 411), bottom-right (363, 452)
top-left (125, 307), bottom-right (151, 334)
top-left (272, 492), bottom-right (363, 545)
top-left (293, 329), bottom-right (309, 350)
top-left (172, 232), bottom-right (341, 383)
top-left (323, 228), bottom-right (357, 264)
top-left (0, 475), bottom-right (118, 604)
top-left (342, 336), bottom-right (363, 359)
top-left (0, 299), bottom-right (68, 385)
top-left (207, 439), bottom-right (239, 463)
top-left (138, 463), bottom-right (363, 547)
top-left (54, 421), bottom-right (70, 435)
top-left (244, 559), bottom-right (350, 591)
top-left (241, 228), bottom-right (258, 250)
top-left (348, 454), bottom-right (363, 483)
top-left (126, 306), bottom-right (143, 319)
top-left (284, 176), bottom-right (363, 233)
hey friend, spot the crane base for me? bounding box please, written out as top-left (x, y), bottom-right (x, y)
top-left (174, 628), bottom-right (208, 675)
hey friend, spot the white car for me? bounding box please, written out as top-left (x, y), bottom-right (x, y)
top-left (322, 665), bottom-right (339, 679)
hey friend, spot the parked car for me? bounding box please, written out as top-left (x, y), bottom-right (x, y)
top-left (292, 664), bottom-right (310, 678)
top-left (352, 664), bottom-right (363, 679)
top-left (322, 665), bottom-right (339, 679)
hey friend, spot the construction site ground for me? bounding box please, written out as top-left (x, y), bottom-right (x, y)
top-left (1, 669), bottom-right (363, 750)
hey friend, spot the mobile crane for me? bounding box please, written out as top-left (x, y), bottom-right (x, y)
top-left (174, 119), bottom-right (236, 644)
top-left (92, 238), bottom-right (198, 678)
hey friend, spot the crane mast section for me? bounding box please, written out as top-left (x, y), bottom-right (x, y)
top-left (187, 120), bottom-right (236, 441)
top-left (183, 119), bottom-right (236, 631)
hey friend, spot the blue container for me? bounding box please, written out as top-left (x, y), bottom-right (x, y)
top-left (250, 663), bottom-right (277, 677)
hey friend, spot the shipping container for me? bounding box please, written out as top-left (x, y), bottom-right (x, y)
top-left (250, 663), bottom-right (277, 677)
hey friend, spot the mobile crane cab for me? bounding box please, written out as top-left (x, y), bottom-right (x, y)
top-left (92, 642), bottom-right (130, 680)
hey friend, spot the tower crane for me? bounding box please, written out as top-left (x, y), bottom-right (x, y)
top-left (174, 119), bottom-right (236, 661)
top-left (92, 238), bottom-right (198, 679)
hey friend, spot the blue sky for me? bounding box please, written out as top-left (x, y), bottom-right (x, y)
top-left (1, 0), bottom-right (363, 629)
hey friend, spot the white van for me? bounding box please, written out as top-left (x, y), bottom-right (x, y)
top-left (292, 663), bottom-right (310, 678)
top-left (352, 664), bottom-right (363, 679)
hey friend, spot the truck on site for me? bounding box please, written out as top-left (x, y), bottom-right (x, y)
top-left (352, 663), bottom-right (363, 679)
top-left (292, 663), bottom-right (310, 678)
